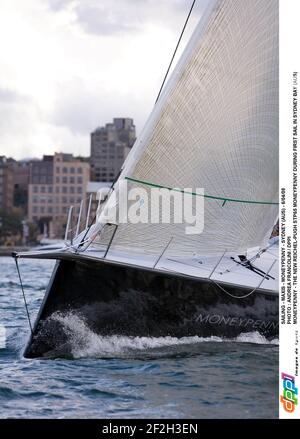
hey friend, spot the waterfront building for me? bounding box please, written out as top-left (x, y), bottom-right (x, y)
top-left (28, 153), bottom-right (90, 238)
top-left (0, 156), bottom-right (14, 213)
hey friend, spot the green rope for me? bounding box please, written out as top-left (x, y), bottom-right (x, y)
top-left (125, 177), bottom-right (279, 206)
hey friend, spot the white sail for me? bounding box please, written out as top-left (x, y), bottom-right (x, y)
top-left (94, 0), bottom-right (279, 258)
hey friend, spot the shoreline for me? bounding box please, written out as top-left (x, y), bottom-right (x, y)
top-left (0, 246), bottom-right (32, 257)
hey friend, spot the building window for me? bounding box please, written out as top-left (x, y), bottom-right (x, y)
top-left (62, 176), bottom-right (67, 184)
top-left (33, 186), bottom-right (38, 193)
top-left (33, 206), bottom-right (38, 213)
top-left (63, 167), bottom-right (68, 173)
top-left (56, 167), bottom-right (60, 173)
top-left (70, 176), bottom-right (75, 184)
top-left (70, 186), bottom-right (75, 194)
top-left (56, 187), bottom-right (60, 193)
top-left (77, 177), bottom-right (83, 184)
top-left (48, 207), bottom-right (53, 214)
top-left (41, 186), bottom-right (46, 193)
top-left (62, 197), bottom-right (67, 204)
top-left (48, 186), bottom-right (53, 193)
top-left (40, 206), bottom-right (45, 214)
top-left (77, 168), bottom-right (83, 174)
top-left (56, 177), bottom-right (60, 183)
top-left (62, 187), bottom-right (67, 194)
top-left (70, 167), bottom-right (75, 174)
top-left (33, 197), bottom-right (38, 203)
top-left (77, 187), bottom-right (82, 194)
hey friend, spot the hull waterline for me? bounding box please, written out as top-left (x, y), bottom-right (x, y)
top-left (23, 257), bottom-right (278, 358)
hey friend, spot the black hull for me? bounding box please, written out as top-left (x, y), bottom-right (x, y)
top-left (24, 257), bottom-right (278, 358)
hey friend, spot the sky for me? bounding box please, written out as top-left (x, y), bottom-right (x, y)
top-left (0, 0), bottom-right (209, 160)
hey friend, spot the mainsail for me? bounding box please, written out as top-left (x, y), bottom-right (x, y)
top-left (94, 0), bottom-right (279, 259)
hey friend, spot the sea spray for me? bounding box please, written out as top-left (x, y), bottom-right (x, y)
top-left (50, 312), bottom-right (279, 359)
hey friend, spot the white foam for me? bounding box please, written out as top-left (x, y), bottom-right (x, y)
top-left (51, 312), bottom-right (278, 359)
top-left (236, 331), bottom-right (279, 345)
top-left (0, 325), bottom-right (6, 349)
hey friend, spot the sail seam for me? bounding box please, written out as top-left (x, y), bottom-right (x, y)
top-left (125, 177), bottom-right (279, 205)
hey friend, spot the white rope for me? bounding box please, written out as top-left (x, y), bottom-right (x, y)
top-left (212, 280), bottom-right (262, 299)
top-left (212, 260), bottom-right (276, 299)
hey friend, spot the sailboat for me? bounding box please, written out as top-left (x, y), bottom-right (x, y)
top-left (15, 0), bottom-right (279, 358)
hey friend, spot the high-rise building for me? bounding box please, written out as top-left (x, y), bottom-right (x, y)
top-left (90, 118), bottom-right (136, 182)
top-left (28, 153), bottom-right (90, 238)
top-left (0, 156), bottom-right (14, 213)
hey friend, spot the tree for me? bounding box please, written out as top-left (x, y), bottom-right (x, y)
top-left (0, 209), bottom-right (23, 244)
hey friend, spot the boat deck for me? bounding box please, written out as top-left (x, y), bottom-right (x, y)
top-left (17, 236), bottom-right (278, 295)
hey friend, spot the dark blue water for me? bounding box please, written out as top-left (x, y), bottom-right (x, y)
top-left (0, 256), bottom-right (278, 418)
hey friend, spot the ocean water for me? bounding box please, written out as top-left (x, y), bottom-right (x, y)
top-left (0, 256), bottom-right (278, 419)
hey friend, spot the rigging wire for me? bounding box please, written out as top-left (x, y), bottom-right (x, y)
top-left (79, 2), bottom-right (197, 252)
top-left (78, 0), bottom-right (196, 248)
top-left (13, 254), bottom-right (33, 335)
top-left (155, 0), bottom-right (197, 104)
top-left (77, 1), bottom-right (196, 252)
top-left (248, 238), bottom-right (279, 263)
top-left (219, 238), bottom-right (278, 276)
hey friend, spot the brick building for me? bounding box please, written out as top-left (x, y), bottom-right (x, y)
top-left (28, 153), bottom-right (90, 238)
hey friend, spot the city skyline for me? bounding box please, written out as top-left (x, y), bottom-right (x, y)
top-left (0, 117), bottom-right (136, 162)
top-left (0, 116), bottom-right (137, 241)
top-left (0, 0), bottom-right (209, 160)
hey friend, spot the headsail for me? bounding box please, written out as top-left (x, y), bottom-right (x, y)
top-left (94, 0), bottom-right (279, 258)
